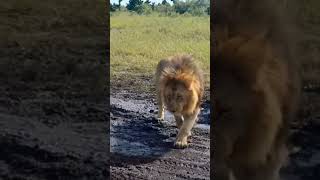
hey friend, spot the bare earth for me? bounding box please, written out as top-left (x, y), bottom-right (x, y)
top-left (110, 92), bottom-right (210, 180)
top-left (0, 23), bottom-right (109, 179)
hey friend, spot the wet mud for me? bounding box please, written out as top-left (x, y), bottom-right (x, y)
top-left (110, 93), bottom-right (210, 180)
top-left (0, 8), bottom-right (109, 177)
top-left (110, 83), bottom-right (320, 180)
top-left (281, 84), bottom-right (320, 180)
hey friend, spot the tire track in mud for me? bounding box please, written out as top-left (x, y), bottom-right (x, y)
top-left (110, 96), bottom-right (210, 179)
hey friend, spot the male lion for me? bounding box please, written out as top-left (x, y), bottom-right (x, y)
top-left (213, 0), bottom-right (301, 180)
top-left (155, 54), bottom-right (204, 148)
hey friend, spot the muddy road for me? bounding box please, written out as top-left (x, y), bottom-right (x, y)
top-left (109, 84), bottom-right (320, 180)
top-left (281, 83), bottom-right (320, 180)
top-left (0, 43), bottom-right (109, 179)
top-left (110, 92), bottom-right (210, 180)
top-left (0, 3), bottom-right (109, 177)
top-left (1, 85), bottom-right (319, 180)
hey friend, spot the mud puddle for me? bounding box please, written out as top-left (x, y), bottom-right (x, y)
top-left (110, 95), bottom-right (210, 179)
top-left (281, 87), bottom-right (320, 180)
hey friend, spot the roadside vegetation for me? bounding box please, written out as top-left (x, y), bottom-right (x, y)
top-left (110, 0), bottom-right (210, 97)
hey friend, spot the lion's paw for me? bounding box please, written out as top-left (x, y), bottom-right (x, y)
top-left (174, 139), bottom-right (188, 149)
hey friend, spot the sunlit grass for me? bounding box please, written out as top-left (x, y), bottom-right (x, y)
top-left (110, 12), bottom-right (210, 93)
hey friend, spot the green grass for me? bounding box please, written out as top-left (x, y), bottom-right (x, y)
top-left (110, 12), bottom-right (210, 95)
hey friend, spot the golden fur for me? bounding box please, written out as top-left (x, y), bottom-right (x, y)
top-left (213, 0), bottom-right (301, 179)
top-left (155, 54), bottom-right (204, 148)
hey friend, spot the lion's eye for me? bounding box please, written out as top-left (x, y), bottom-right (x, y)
top-left (177, 95), bottom-right (183, 100)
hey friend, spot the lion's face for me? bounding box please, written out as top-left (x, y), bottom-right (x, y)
top-left (213, 70), bottom-right (252, 125)
top-left (213, 41), bottom-right (258, 126)
top-left (163, 80), bottom-right (192, 114)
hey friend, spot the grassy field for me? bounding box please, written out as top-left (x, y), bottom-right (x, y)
top-left (110, 12), bottom-right (210, 96)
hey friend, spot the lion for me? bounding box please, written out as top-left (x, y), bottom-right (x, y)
top-left (155, 54), bottom-right (204, 148)
top-left (212, 0), bottom-right (301, 180)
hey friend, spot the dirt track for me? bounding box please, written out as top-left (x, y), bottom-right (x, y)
top-left (0, 41), bottom-right (109, 179)
top-left (281, 84), bottom-right (320, 180)
top-left (110, 93), bottom-right (210, 180)
top-left (108, 84), bottom-right (320, 180)
top-left (1, 84), bottom-right (320, 180)
top-left (0, 5), bottom-right (109, 177)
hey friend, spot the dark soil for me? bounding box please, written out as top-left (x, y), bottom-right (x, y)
top-left (0, 1), bottom-right (109, 178)
top-left (0, 42), bottom-right (109, 179)
top-left (109, 82), bottom-right (320, 180)
top-left (110, 92), bottom-right (210, 180)
top-left (281, 84), bottom-right (320, 180)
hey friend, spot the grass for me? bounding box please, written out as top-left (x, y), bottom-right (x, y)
top-left (110, 12), bottom-right (210, 96)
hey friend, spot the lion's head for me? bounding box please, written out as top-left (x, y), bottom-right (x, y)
top-left (159, 57), bottom-right (202, 115)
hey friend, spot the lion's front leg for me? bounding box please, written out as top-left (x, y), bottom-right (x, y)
top-left (232, 92), bottom-right (282, 168)
top-left (174, 115), bottom-right (183, 129)
top-left (157, 89), bottom-right (165, 121)
top-left (174, 108), bottom-right (200, 148)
